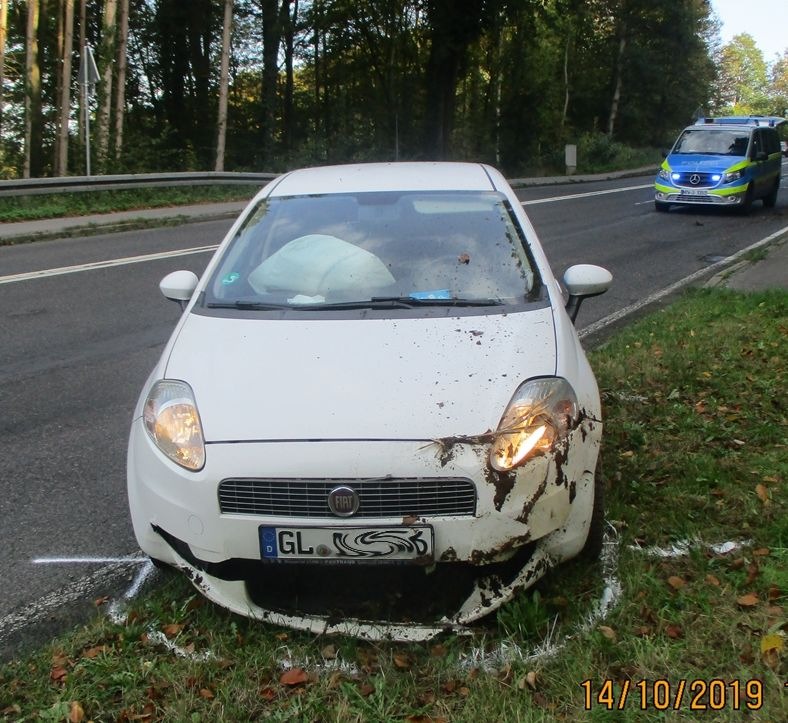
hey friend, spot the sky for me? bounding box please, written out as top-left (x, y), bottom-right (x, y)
top-left (710, 0), bottom-right (788, 62)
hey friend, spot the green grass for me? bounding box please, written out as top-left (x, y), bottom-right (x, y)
top-left (0, 186), bottom-right (260, 223)
top-left (1, 288), bottom-right (786, 722)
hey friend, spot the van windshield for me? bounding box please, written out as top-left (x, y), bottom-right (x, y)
top-left (673, 129), bottom-right (749, 156)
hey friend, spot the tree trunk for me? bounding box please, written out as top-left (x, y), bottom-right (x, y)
top-left (215, 0), bottom-right (232, 172)
top-left (24, 0), bottom-right (42, 178)
top-left (53, 0), bottom-right (64, 169)
top-left (96, 0), bottom-right (118, 173)
top-left (261, 0), bottom-right (284, 163)
top-left (77, 0), bottom-right (87, 161)
top-left (607, 18), bottom-right (626, 138)
top-left (282, 0), bottom-right (297, 154)
top-left (0, 0), bottom-right (7, 136)
top-left (56, 0), bottom-right (75, 176)
top-left (112, 0), bottom-right (129, 162)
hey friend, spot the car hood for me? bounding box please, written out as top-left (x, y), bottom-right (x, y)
top-left (163, 308), bottom-right (557, 441)
top-left (667, 153), bottom-right (744, 172)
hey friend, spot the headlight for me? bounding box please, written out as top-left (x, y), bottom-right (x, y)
top-left (489, 378), bottom-right (578, 472)
top-left (657, 168), bottom-right (671, 180)
top-left (143, 380), bottom-right (205, 470)
top-left (723, 169), bottom-right (742, 183)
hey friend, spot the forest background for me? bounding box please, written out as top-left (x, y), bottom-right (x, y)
top-left (1, 0), bottom-right (787, 181)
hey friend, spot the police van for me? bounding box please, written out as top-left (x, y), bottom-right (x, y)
top-left (654, 116), bottom-right (785, 212)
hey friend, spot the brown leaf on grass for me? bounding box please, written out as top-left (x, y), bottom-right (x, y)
top-left (753, 547), bottom-right (770, 557)
top-left (1, 705), bottom-right (22, 716)
top-left (730, 558), bottom-right (745, 570)
top-left (760, 634), bottom-right (784, 654)
top-left (634, 625), bottom-right (654, 637)
top-left (82, 645), bottom-right (108, 659)
top-left (665, 624), bottom-right (683, 639)
top-left (94, 595), bottom-right (110, 607)
top-left (274, 632), bottom-right (289, 641)
top-left (199, 688), bottom-right (214, 699)
top-left (430, 643), bottom-right (447, 658)
top-left (327, 671), bottom-right (344, 689)
top-left (50, 666), bottom-right (68, 685)
top-left (705, 574), bottom-right (721, 587)
top-left (517, 670), bottom-right (538, 690)
top-left (279, 668), bottom-right (309, 686)
top-left (259, 686), bottom-right (277, 701)
top-left (762, 475), bottom-right (779, 484)
top-left (406, 716), bottom-right (448, 723)
top-left (667, 575), bottom-right (686, 591)
top-left (755, 484), bottom-right (770, 503)
top-left (393, 652), bottom-right (411, 670)
top-left (358, 681), bottom-right (375, 697)
top-left (69, 701), bottom-right (85, 723)
top-left (736, 593), bottom-right (759, 607)
top-left (320, 643), bottom-right (337, 660)
top-left (739, 642), bottom-right (754, 665)
top-left (442, 680), bottom-right (457, 694)
top-left (598, 625), bottom-right (617, 642)
top-left (162, 623), bottom-right (184, 638)
top-left (458, 686), bottom-right (470, 697)
top-left (767, 585), bottom-right (782, 601)
top-left (417, 690), bottom-right (436, 706)
top-left (746, 562), bottom-right (760, 585)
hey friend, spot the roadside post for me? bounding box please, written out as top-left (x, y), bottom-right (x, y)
top-left (565, 144), bottom-right (577, 175)
top-left (77, 45), bottom-right (100, 177)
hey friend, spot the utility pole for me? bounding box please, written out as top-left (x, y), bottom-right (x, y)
top-left (77, 44), bottom-right (99, 176)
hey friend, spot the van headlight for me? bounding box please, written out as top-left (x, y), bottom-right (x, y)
top-left (723, 170), bottom-right (743, 183)
top-left (657, 168), bottom-right (671, 180)
top-left (143, 380), bottom-right (205, 471)
top-left (489, 378), bottom-right (578, 472)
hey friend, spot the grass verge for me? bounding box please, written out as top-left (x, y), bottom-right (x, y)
top-left (0, 186), bottom-right (259, 223)
top-left (1, 288), bottom-right (785, 722)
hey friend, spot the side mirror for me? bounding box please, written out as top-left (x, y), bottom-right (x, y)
top-left (563, 264), bottom-right (612, 323)
top-left (754, 150), bottom-right (768, 162)
top-left (160, 270), bottom-right (199, 308)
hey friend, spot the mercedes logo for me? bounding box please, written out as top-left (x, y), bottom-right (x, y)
top-left (689, 174), bottom-right (701, 185)
top-left (327, 485), bottom-right (359, 517)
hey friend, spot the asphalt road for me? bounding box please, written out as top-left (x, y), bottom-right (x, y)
top-left (1, 169), bottom-right (786, 657)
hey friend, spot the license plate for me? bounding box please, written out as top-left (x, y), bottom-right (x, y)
top-left (680, 189), bottom-right (709, 196)
top-left (259, 525), bottom-right (433, 562)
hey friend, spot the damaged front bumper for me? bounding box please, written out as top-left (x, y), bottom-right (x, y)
top-left (128, 419), bottom-right (601, 641)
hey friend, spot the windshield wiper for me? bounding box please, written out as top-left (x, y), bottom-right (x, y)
top-left (206, 297), bottom-right (504, 311)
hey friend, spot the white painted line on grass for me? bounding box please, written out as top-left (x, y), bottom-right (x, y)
top-left (579, 225), bottom-right (788, 339)
top-left (522, 183), bottom-right (653, 205)
top-left (0, 244), bottom-right (219, 285)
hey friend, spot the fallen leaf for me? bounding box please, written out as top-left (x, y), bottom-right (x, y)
top-left (358, 681), bottom-right (375, 697)
top-left (162, 623), bottom-right (184, 638)
top-left (320, 644), bottom-right (337, 660)
top-left (767, 586), bottom-right (782, 601)
top-left (737, 593), bottom-right (759, 608)
top-left (430, 644), bottom-right (447, 658)
top-left (69, 701), bottom-right (85, 723)
top-left (755, 484), bottom-right (770, 503)
top-left (82, 645), bottom-right (108, 659)
top-left (667, 575), bottom-right (686, 591)
top-left (762, 475), bottom-right (779, 484)
top-left (598, 625), bottom-right (617, 642)
top-left (739, 642), bottom-right (754, 665)
top-left (50, 666), bottom-right (68, 684)
top-left (666, 624), bottom-right (683, 639)
top-left (705, 574), bottom-right (721, 587)
top-left (274, 632), bottom-right (288, 641)
top-left (259, 686), bottom-right (277, 701)
top-left (746, 562), bottom-right (760, 585)
top-left (458, 686), bottom-right (470, 697)
top-left (279, 668), bottom-right (309, 686)
top-left (525, 670), bottom-right (538, 689)
top-left (393, 652), bottom-right (411, 670)
top-left (94, 595), bottom-right (110, 607)
top-left (752, 547), bottom-right (770, 557)
top-left (199, 688), bottom-right (214, 699)
top-left (760, 634), bottom-right (784, 654)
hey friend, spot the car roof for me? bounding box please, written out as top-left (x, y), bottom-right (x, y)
top-left (268, 162), bottom-right (499, 197)
top-left (691, 116), bottom-right (785, 130)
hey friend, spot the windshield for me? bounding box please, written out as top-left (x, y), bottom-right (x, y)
top-left (202, 191), bottom-right (540, 310)
top-left (673, 128), bottom-right (750, 156)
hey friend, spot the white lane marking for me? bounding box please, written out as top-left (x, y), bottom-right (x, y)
top-left (579, 225), bottom-right (788, 339)
top-left (33, 556), bottom-right (150, 564)
top-left (521, 183), bottom-right (653, 205)
top-left (0, 244), bottom-right (218, 285)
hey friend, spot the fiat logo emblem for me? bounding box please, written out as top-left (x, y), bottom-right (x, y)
top-left (327, 485), bottom-right (359, 517)
top-left (690, 174), bottom-right (701, 185)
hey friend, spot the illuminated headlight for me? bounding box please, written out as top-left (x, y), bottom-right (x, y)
top-left (671, 172), bottom-right (680, 181)
top-left (657, 168), bottom-right (671, 180)
top-left (489, 378), bottom-right (579, 472)
top-left (723, 170), bottom-right (742, 183)
top-left (711, 174), bottom-right (721, 182)
top-left (143, 380), bottom-right (205, 471)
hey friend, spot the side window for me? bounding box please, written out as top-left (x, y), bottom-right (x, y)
top-left (751, 130), bottom-right (762, 158)
top-left (765, 130), bottom-right (779, 155)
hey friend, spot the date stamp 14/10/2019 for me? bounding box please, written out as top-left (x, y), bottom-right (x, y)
top-left (580, 679), bottom-right (770, 712)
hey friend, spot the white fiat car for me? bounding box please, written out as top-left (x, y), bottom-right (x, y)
top-left (127, 162), bottom-right (612, 641)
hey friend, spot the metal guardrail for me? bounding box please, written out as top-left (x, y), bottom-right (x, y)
top-left (0, 171), bottom-right (278, 197)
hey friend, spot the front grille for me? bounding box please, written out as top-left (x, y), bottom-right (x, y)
top-left (674, 173), bottom-right (717, 188)
top-left (218, 477), bottom-right (477, 518)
